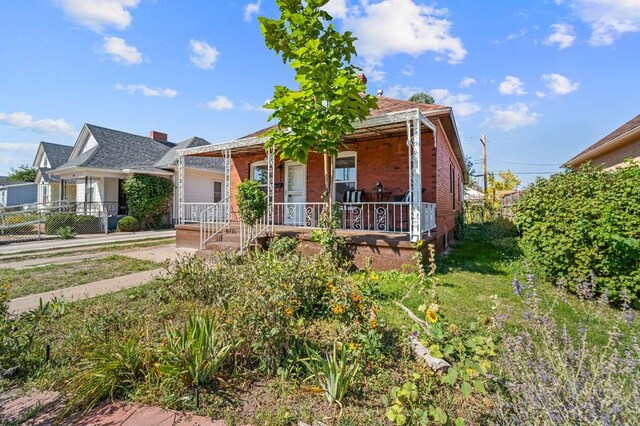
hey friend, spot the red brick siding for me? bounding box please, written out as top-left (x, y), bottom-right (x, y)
top-left (229, 123), bottom-right (458, 250)
top-left (434, 122), bottom-right (464, 249)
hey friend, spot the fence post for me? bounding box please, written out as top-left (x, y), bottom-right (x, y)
top-left (104, 207), bottom-right (108, 234)
top-left (37, 210), bottom-right (42, 240)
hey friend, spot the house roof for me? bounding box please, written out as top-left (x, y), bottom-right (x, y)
top-left (34, 142), bottom-right (74, 182)
top-left (239, 97), bottom-right (449, 139)
top-left (38, 142), bottom-right (73, 168)
top-left (182, 95), bottom-right (467, 181)
top-left (54, 124), bottom-right (177, 172)
top-left (566, 114), bottom-right (640, 167)
top-left (155, 136), bottom-right (224, 171)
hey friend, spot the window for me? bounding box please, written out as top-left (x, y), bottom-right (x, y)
top-left (334, 153), bottom-right (357, 202)
top-left (42, 183), bottom-right (49, 203)
top-left (85, 177), bottom-right (94, 204)
top-left (213, 181), bottom-right (222, 202)
top-left (250, 161), bottom-right (268, 192)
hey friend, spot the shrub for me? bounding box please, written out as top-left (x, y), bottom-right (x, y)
top-left (116, 216), bottom-right (141, 232)
top-left (515, 162), bottom-right (640, 304)
top-left (491, 273), bottom-right (640, 424)
top-left (57, 226), bottom-right (76, 239)
top-left (121, 174), bottom-right (173, 229)
top-left (45, 213), bottom-right (101, 235)
top-left (236, 180), bottom-right (267, 226)
top-left (268, 235), bottom-right (299, 256)
top-left (0, 214), bottom-right (38, 235)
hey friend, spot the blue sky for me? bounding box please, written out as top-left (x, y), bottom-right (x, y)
top-left (1, 0), bottom-right (639, 185)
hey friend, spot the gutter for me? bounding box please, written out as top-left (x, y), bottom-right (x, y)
top-left (566, 125), bottom-right (640, 167)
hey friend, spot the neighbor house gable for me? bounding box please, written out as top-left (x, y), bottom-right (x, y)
top-left (566, 114), bottom-right (640, 168)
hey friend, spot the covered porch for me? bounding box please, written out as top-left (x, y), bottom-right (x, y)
top-left (176, 108), bottom-right (438, 257)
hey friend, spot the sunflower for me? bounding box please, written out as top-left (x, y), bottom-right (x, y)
top-left (332, 305), bottom-right (344, 315)
top-left (426, 309), bottom-right (438, 323)
top-left (284, 307), bottom-right (293, 317)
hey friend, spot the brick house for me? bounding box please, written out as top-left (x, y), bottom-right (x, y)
top-left (175, 97), bottom-right (467, 269)
top-left (565, 114), bottom-right (640, 170)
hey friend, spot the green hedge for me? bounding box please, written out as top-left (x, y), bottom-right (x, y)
top-left (45, 213), bottom-right (102, 235)
top-left (514, 162), bottom-right (640, 305)
top-left (117, 216), bottom-right (141, 232)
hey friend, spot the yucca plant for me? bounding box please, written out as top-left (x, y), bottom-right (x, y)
top-left (61, 330), bottom-right (147, 417)
top-left (303, 343), bottom-right (360, 406)
top-left (158, 312), bottom-right (231, 408)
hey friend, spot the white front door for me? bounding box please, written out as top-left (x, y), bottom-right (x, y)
top-left (284, 162), bottom-right (306, 225)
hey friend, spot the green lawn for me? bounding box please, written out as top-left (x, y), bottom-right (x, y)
top-left (377, 223), bottom-right (638, 347)
top-left (2, 255), bottom-right (161, 298)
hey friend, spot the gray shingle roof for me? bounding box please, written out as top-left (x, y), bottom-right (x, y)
top-left (155, 137), bottom-right (224, 171)
top-left (40, 142), bottom-right (73, 169)
top-left (55, 124), bottom-right (176, 171)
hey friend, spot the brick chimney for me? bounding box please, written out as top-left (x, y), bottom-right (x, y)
top-left (149, 131), bottom-right (168, 141)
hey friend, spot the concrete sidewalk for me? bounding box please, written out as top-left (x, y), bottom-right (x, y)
top-left (2, 244), bottom-right (192, 269)
top-left (0, 229), bottom-right (175, 255)
top-left (8, 268), bottom-right (164, 314)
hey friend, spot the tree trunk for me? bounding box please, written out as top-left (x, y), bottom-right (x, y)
top-left (323, 153), bottom-right (335, 226)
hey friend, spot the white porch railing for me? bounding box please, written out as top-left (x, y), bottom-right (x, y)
top-left (199, 196), bottom-right (230, 249)
top-left (239, 196), bottom-right (271, 253)
top-left (421, 202), bottom-right (436, 236)
top-left (272, 202), bottom-right (432, 234)
top-left (183, 202), bottom-right (218, 224)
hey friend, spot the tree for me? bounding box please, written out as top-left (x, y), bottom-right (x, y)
top-left (408, 92), bottom-right (435, 104)
top-left (259, 0), bottom-right (378, 214)
top-left (487, 169), bottom-right (521, 205)
top-left (8, 164), bottom-right (37, 182)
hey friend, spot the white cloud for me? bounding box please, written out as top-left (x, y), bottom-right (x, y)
top-left (385, 84), bottom-right (424, 99)
top-left (541, 73), bottom-right (580, 95)
top-left (243, 101), bottom-right (271, 113)
top-left (568, 0), bottom-right (640, 46)
top-left (429, 88), bottom-right (481, 116)
top-left (114, 84), bottom-right (177, 98)
top-left (322, 0), bottom-right (349, 19)
top-left (459, 77), bottom-right (476, 88)
top-left (0, 142), bottom-right (39, 152)
top-left (482, 103), bottom-right (539, 131)
top-left (206, 96), bottom-right (234, 110)
top-left (498, 76), bottom-right (527, 95)
top-left (102, 36), bottom-right (142, 64)
top-left (536, 91), bottom-right (547, 98)
top-left (57, 0), bottom-right (139, 32)
top-left (190, 39), bottom-right (219, 70)
top-left (343, 0), bottom-right (467, 69)
top-left (0, 112), bottom-right (76, 136)
top-left (244, 0), bottom-right (261, 22)
top-left (402, 65), bottom-right (415, 76)
top-left (545, 23), bottom-right (576, 49)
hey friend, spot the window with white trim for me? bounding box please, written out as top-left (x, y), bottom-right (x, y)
top-left (250, 161), bottom-right (268, 192)
top-left (213, 181), bottom-right (222, 202)
top-left (335, 152), bottom-right (357, 202)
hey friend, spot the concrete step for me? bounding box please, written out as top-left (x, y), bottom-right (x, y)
top-left (206, 241), bottom-right (240, 252)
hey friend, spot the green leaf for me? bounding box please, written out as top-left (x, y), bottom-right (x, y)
top-left (461, 381), bottom-right (472, 398)
top-left (472, 380), bottom-right (487, 394)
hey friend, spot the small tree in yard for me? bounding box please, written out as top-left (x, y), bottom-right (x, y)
top-left (8, 164), bottom-right (37, 182)
top-left (259, 0), bottom-right (378, 241)
top-left (121, 174), bottom-right (173, 229)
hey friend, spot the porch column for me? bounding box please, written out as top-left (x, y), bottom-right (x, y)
top-left (266, 146), bottom-right (275, 232)
top-left (223, 149), bottom-right (231, 221)
top-left (177, 153), bottom-right (185, 224)
top-left (408, 115), bottom-right (422, 242)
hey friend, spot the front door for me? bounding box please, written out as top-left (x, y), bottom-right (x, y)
top-left (284, 162), bottom-right (306, 226)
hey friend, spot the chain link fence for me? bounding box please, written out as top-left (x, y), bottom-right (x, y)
top-left (0, 201), bottom-right (108, 244)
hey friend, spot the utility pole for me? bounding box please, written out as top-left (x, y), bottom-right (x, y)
top-left (480, 134), bottom-right (487, 193)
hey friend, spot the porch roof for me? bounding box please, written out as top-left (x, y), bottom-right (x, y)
top-left (177, 108), bottom-right (436, 158)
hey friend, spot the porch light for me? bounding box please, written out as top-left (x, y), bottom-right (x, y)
top-left (376, 182), bottom-right (383, 195)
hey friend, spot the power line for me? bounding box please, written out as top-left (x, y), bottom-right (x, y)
top-left (488, 170), bottom-right (559, 175)
top-left (489, 159), bottom-right (563, 166)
